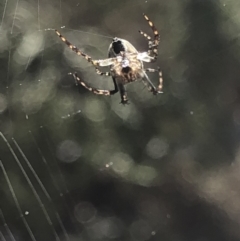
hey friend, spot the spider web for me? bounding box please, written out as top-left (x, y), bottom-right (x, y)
top-left (1, 0), bottom-right (240, 241)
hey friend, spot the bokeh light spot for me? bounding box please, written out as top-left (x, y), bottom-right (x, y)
top-left (56, 140), bottom-right (82, 163)
top-left (111, 152), bottom-right (133, 175)
top-left (74, 202), bottom-right (97, 224)
top-left (146, 137), bottom-right (169, 159)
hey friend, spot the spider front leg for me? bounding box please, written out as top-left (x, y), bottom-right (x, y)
top-left (55, 30), bottom-right (116, 70)
top-left (138, 30), bottom-right (158, 56)
top-left (142, 14), bottom-right (160, 60)
top-left (55, 30), bottom-right (98, 66)
top-left (139, 30), bottom-right (152, 42)
top-left (70, 72), bottom-right (118, 96)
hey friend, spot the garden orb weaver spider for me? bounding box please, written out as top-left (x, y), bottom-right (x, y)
top-left (55, 14), bottom-right (163, 104)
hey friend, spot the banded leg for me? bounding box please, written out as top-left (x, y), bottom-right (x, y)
top-left (142, 14), bottom-right (160, 60)
top-left (138, 30), bottom-right (158, 56)
top-left (117, 80), bottom-right (129, 105)
top-left (55, 30), bottom-right (115, 74)
top-left (95, 68), bottom-right (111, 76)
top-left (139, 30), bottom-right (152, 42)
top-left (70, 72), bottom-right (118, 96)
top-left (145, 67), bottom-right (163, 92)
top-left (55, 30), bottom-right (98, 65)
top-left (142, 69), bottom-right (163, 95)
top-left (138, 30), bottom-right (153, 51)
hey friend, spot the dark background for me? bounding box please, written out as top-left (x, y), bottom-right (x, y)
top-left (1, 0), bottom-right (240, 240)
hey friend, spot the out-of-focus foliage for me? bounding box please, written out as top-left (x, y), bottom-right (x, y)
top-left (1, 0), bottom-right (240, 240)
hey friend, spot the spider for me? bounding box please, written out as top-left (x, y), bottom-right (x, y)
top-left (55, 14), bottom-right (163, 104)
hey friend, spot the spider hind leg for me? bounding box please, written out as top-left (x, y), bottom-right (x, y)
top-left (145, 67), bottom-right (163, 92)
top-left (142, 68), bottom-right (163, 95)
top-left (70, 72), bottom-right (118, 96)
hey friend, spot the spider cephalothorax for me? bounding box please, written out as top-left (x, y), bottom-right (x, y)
top-left (111, 37), bottom-right (126, 54)
top-left (55, 14), bottom-right (163, 104)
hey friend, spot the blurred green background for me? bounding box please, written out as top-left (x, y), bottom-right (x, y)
top-left (1, 0), bottom-right (240, 240)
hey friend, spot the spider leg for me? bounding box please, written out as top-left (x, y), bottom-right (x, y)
top-left (142, 14), bottom-right (160, 60)
top-left (137, 52), bottom-right (155, 63)
top-left (138, 30), bottom-right (153, 53)
top-left (141, 70), bottom-right (163, 95)
top-left (139, 30), bottom-right (152, 42)
top-left (70, 72), bottom-right (118, 96)
top-left (115, 79), bottom-right (129, 105)
top-left (55, 30), bottom-right (98, 65)
top-left (94, 68), bottom-right (111, 76)
top-left (139, 30), bottom-right (159, 56)
top-left (55, 30), bottom-right (116, 69)
top-left (145, 67), bottom-right (163, 91)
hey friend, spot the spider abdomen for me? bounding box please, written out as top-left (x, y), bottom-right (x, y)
top-left (121, 70), bottom-right (138, 84)
top-left (111, 53), bottom-right (143, 84)
top-left (113, 65), bottom-right (141, 84)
